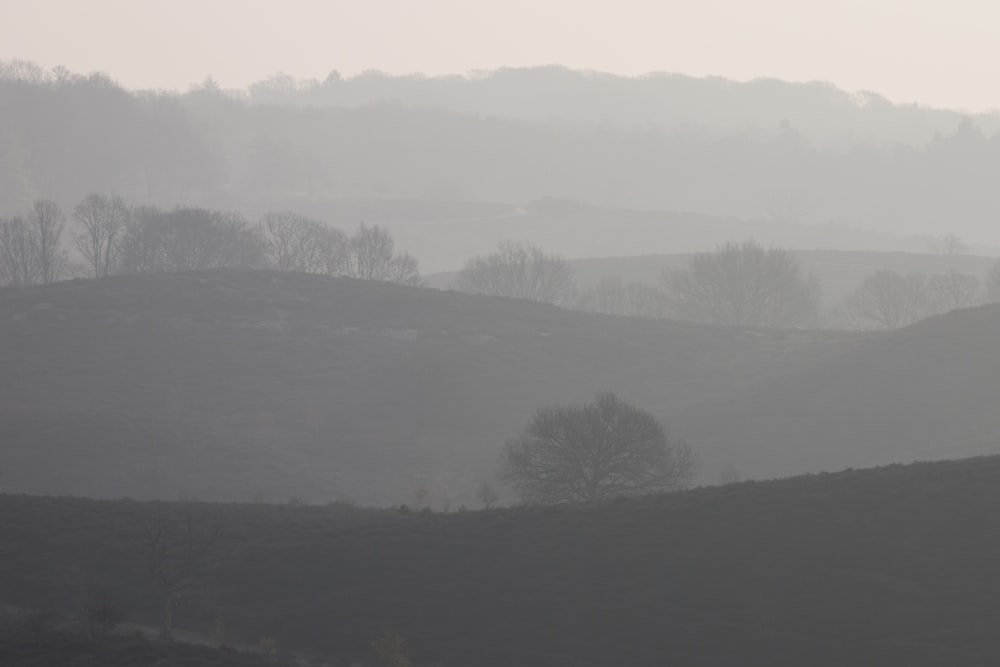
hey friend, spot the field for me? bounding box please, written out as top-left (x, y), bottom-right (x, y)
top-left (5, 456), bottom-right (1000, 665)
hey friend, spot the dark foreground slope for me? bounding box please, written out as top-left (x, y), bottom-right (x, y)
top-left (5, 457), bottom-right (1000, 666)
top-left (0, 631), bottom-right (273, 667)
top-left (0, 270), bottom-right (857, 503)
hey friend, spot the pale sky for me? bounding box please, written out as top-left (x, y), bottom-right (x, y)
top-left (1, 0), bottom-right (999, 111)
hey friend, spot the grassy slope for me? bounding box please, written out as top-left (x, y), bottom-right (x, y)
top-left (0, 631), bottom-right (276, 667)
top-left (5, 457), bottom-right (1000, 665)
top-left (0, 270), bottom-right (859, 504)
top-left (675, 303), bottom-right (1000, 480)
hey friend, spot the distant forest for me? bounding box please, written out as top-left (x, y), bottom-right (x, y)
top-left (2, 60), bottom-right (1000, 243)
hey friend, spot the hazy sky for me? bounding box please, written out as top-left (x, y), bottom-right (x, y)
top-left (2, 0), bottom-right (998, 111)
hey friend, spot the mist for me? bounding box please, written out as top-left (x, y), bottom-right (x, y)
top-left (2, 4), bottom-right (1000, 666)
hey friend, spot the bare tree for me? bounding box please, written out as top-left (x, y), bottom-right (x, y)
top-left (928, 234), bottom-right (968, 255)
top-left (988, 260), bottom-right (1000, 304)
top-left (27, 200), bottom-right (67, 283)
top-left (842, 270), bottom-right (930, 330)
top-left (344, 223), bottom-right (421, 285)
top-left (259, 211), bottom-right (348, 274)
top-left (476, 480), bottom-right (499, 509)
top-left (456, 240), bottom-right (575, 304)
top-left (663, 240), bottom-right (820, 328)
top-left (502, 392), bottom-right (694, 504)
top-left (73, 193), bottom-right (130, 277)
top-left (577, 276), bottom-right (671, 318)
top-left (141, 510), bottom-right (223, 640)
top-left (926, 270), bottom-right (982, 313)
top-left (120, 206), bottom-right (264, 274)
top-left (0, 216), bottom-right (36, 286)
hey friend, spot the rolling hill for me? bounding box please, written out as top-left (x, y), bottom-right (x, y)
top-left (6, 457), bottom-right (1000, 665)
top-left (430, 247), bottom-right (999, 311)
top-left (2, 269), bottom-right (998, 504)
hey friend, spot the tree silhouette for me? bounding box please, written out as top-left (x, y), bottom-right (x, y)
top-left (502, 392), bottom-right (694, 504)
top-left (663, 241), bottom-right (820, 328)
top-left (456, 240), bottom-right (574, 304)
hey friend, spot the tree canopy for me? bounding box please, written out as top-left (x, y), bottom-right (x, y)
top-left (502, 392), bottom-right (694, 504)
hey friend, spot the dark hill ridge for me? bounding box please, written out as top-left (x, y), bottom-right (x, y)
top-left (5, 456), bottom-right (1000, 665)
top-left (3, 270), bottom-right (999, 504)
top-left (0, 270), bottom-right (857, 504)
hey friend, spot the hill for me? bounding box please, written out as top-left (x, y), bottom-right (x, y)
top-left (432, 248), bottom-right (1000, 308)
top-left (562, 249), bottom-right (999, 308)
top-left (675, 304), bottom-right (1000, 481)
top-left (6, 457), bottom-right (1000, 665)
top-left (410, 200), bottom-right (977, 275)
top-left (0, 631), bottom-right (276, 667)
top-left (0, 270), bottom-right (859, 504)
top-left (6, 67), bottom-right (1000, 246)
top-left (4, 270), bottom-right (1000, 502)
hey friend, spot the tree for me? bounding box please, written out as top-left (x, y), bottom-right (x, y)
top-left (476, 480), bottom-right (499, 509)
top-left (456, 240), bottom-right (575, 304)
top-left (926, 270), bottom-right (981, 313)
top-left (988, 260), bottom-right (1000, 303)
top-left (73, 193), bottom-right (129, 277)
top-left (259, 211), bottom-right (347, 274)
top-left (842, 270), bottom-right (930, 330)
top-left (141, 510), bottom-right (223, 640)
top-left (663, 241), bottom-right (820, 328)
top-left (0, 216), bottom-right (36, 286)
top-left (370, 630), bottom-right (410, 667)
top-left (577, 276), bottom-right (671, 318)
top-left (86, 593), bottom-right (124, 637)
top-left (120, 206), bottom-right (264, 274)
top-left (344, 223), bottom-right (421, 285)
top-left (928, 234), bottom-right (968, 255)
top-left (27, 200), bottom-right (68, 283)
top-left (501, 392), bottom-right (694, 504)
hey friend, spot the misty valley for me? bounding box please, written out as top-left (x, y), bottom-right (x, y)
top-left (2, 32), bottom-right (1000, 667)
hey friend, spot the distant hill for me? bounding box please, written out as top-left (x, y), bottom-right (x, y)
top-left (3, 270), bottom-right (999, 504)
top-left (560, 249), bottom-right (999, 308)
top-left (7, 456), bottom-right (1000, 665)
top-left (246, 65), bottom-right (1000, 148)
top-left (675, 304), bottom-right (1000, 481)
top-left (408, 199), bottom-right (984, 274)
top-left (6, 66), bottom-right (1000, 245)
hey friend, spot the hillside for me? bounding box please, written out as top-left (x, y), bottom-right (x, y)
top-left (675, 304), bottom-right (1000, 480)
top-left (6, 457), bottom-right (1000, 665)
top-left (0, 270), bottom-right (858, 504)
top-left (6, 68), bottom-right (1000, 246)
top-left (4, 270), bottom-right (1000, 502)
top-left (561, 249), bottom-right (1000, 308)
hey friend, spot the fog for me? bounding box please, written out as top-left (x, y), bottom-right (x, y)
top-left (2, 5), bottom-right (1000, 667)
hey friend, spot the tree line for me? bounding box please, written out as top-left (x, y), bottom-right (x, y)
top-left (456, 239), bottom-right (1000, 330)
top-left (6, 60), bottom-right (1000, 246)
top-left (0, 195), bottom-right (421, 287)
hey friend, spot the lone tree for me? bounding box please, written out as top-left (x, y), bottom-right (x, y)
top-left (501, 392), bottom-right (694, 504)
top-left (456, 240), bottom-right (574, 304)
top-left (663, 240), bottom-right (820, 328)
top-left (141, 510), bottom-right (224, 640)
